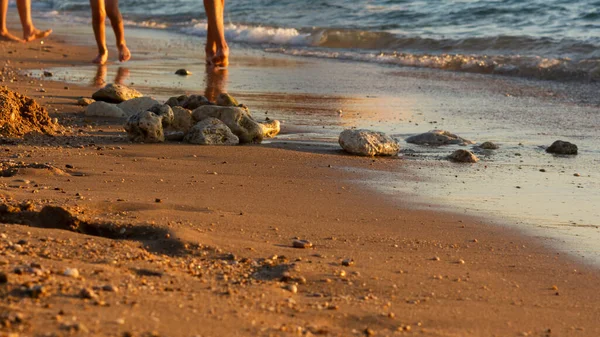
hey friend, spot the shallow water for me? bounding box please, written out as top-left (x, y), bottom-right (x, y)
top-left (22, 0), bottom-right (600, 81)
top-left (26, 21), bottom-right (600, 265)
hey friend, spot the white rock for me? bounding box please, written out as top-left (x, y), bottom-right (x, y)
top-left (117, 97), bottom-right (160, 117)
top-left (192, 105), bottom-right (263, 143)
top-left (92, 83), bottom-right (143, 103)
top-left (405, 130), bottom-right (474, 146)
top-left (124, 111), bottom-right (164, 143)
top-left (85, 101), bottom-right (126, 118)
top-left (184, 118), bottom-right (239, 145)
top-left (260, 119), bottom-right (281, 138)
top-left (338, 129), bottom-right (400, 156)
top-left (63, 268), bottom-right (80, 278)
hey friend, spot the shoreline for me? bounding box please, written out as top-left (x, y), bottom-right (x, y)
top-left (2, 20), bottom-right (600, 336)
top-left (6, 14), bottom-right (600, 264)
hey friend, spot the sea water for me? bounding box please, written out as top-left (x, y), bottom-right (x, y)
top-left (27, 0), bottom-right (600, 81)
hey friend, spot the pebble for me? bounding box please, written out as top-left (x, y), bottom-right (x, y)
top-left (574, 173), bottom-right (580, 177)
top-left (432, 256), bottom-right (440, 261)
top-left (0, 272), bottom-right (7, 284)
top-left (458, 259), bottom-right (465, 264)
top-left (80, 287), bottom-right (99, 300)
top-left (292, 239), bottom-right (313, 249)
top-left (285, 284), bottom-right (298, 294)
top-left (341, 258), bottom-right (354, 267)
top-left (175, 69), bottom-right (192, 76)
top-left (102, 284), bottom-right (118, 292)
top-left (63, 268), bottom-right (80, 278)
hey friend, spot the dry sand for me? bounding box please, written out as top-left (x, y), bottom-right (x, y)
top-left (1, 32), bottom-right (600, 337)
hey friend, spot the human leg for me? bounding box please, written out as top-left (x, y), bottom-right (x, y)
top-left (105, 0), bottom-right (130, 62)
top-left (0, 0), bottom-right (22, 41)
top-left (17, 0), bottom-right (52, 42)
top-left (203, 0), bottom-right (228, 67)
top-left (90, 0), bottom-right (108, 64)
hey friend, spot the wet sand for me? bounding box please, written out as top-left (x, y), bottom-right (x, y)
top-left (1, 20), bottom-right (600, 336)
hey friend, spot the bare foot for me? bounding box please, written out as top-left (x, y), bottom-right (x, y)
top-left (211, 45), bottom-right (229, 68)
top-left (23, 28), bottom-right (52, 42)
top-left (0, 31), bottom-right (23, 42)
top-left (118, 44), bottom-right (131, 63)
top-left (92, 51), bottom-right (109, 65)
top-left (205, 43), bottom-right (216, 65)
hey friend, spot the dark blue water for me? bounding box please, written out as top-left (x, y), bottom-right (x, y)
top-left (31, 0), bottom-right (600, 80)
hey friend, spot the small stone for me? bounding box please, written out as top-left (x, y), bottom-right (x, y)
top-left (406, 130), bottom-right (474, 146)
top-left (364, 328), bottom-right (375, 336)
top-left (546, 140), bottom-right (578, 155)
top-left (285, 284), bottom-right (298, 294)
top-left (574, 173), bottom-right (580, 177)
top-left (63, 268), bottom-right (79, 278)
top-left (65, 164), bottom-right (74, 169)
top-left (77, 97), bottom-right (95, 106)
top-left (43, 71), bottom-right (53, 77)
top-left (102, 284), bottom-right (118, 292)
top-left (458, 259), bottom-right (465, 264)
top-left (0, 272), bottom-right (8, 284)
top-left (292, 239), bottom-right (313, 249)
top-left (216, 93), bottom-right (239, 107)
top-left (92, 83), bottom-right (143, 103)
top-left (155, 198), bottom-right (162, 203)
top-left (341, 258), bottom-right (354, 267)
top-left (432, 256), bottom-right (440, 261)
top-left (80, 287), bottom-right (99, 300)
top-left (175, 69), bottom-right (192, 76)
top-left (27, 285), bottom-right (48, 298)
top-left (539, 169), bottom-right (546, 172)
top-left (259, 119), bottom-right (281, 138)
top-left (479, 141), bottom-right (499, 150)
top-left (449, 149), bottom-right (479, 163)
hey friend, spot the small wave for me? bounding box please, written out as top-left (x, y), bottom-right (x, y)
top-left (181, 23), bottom-right (312, 46)
top-left (267, 48), bottom-right (600, 81)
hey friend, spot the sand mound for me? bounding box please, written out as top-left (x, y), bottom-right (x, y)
top-left (0, 86), bottom-right (56, 137)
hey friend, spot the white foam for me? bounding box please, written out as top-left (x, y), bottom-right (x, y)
top-left (182, 23), bottom-right (313, 46)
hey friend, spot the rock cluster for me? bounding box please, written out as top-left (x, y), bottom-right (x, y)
top-left (119, 92), bottom-right (280, 145)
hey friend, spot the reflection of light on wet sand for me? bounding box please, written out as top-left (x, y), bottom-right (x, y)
top-left (204, 66), bottom-right (228, 102)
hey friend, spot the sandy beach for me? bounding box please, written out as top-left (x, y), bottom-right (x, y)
top-left (2, 16), bottom-right (600, 337)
